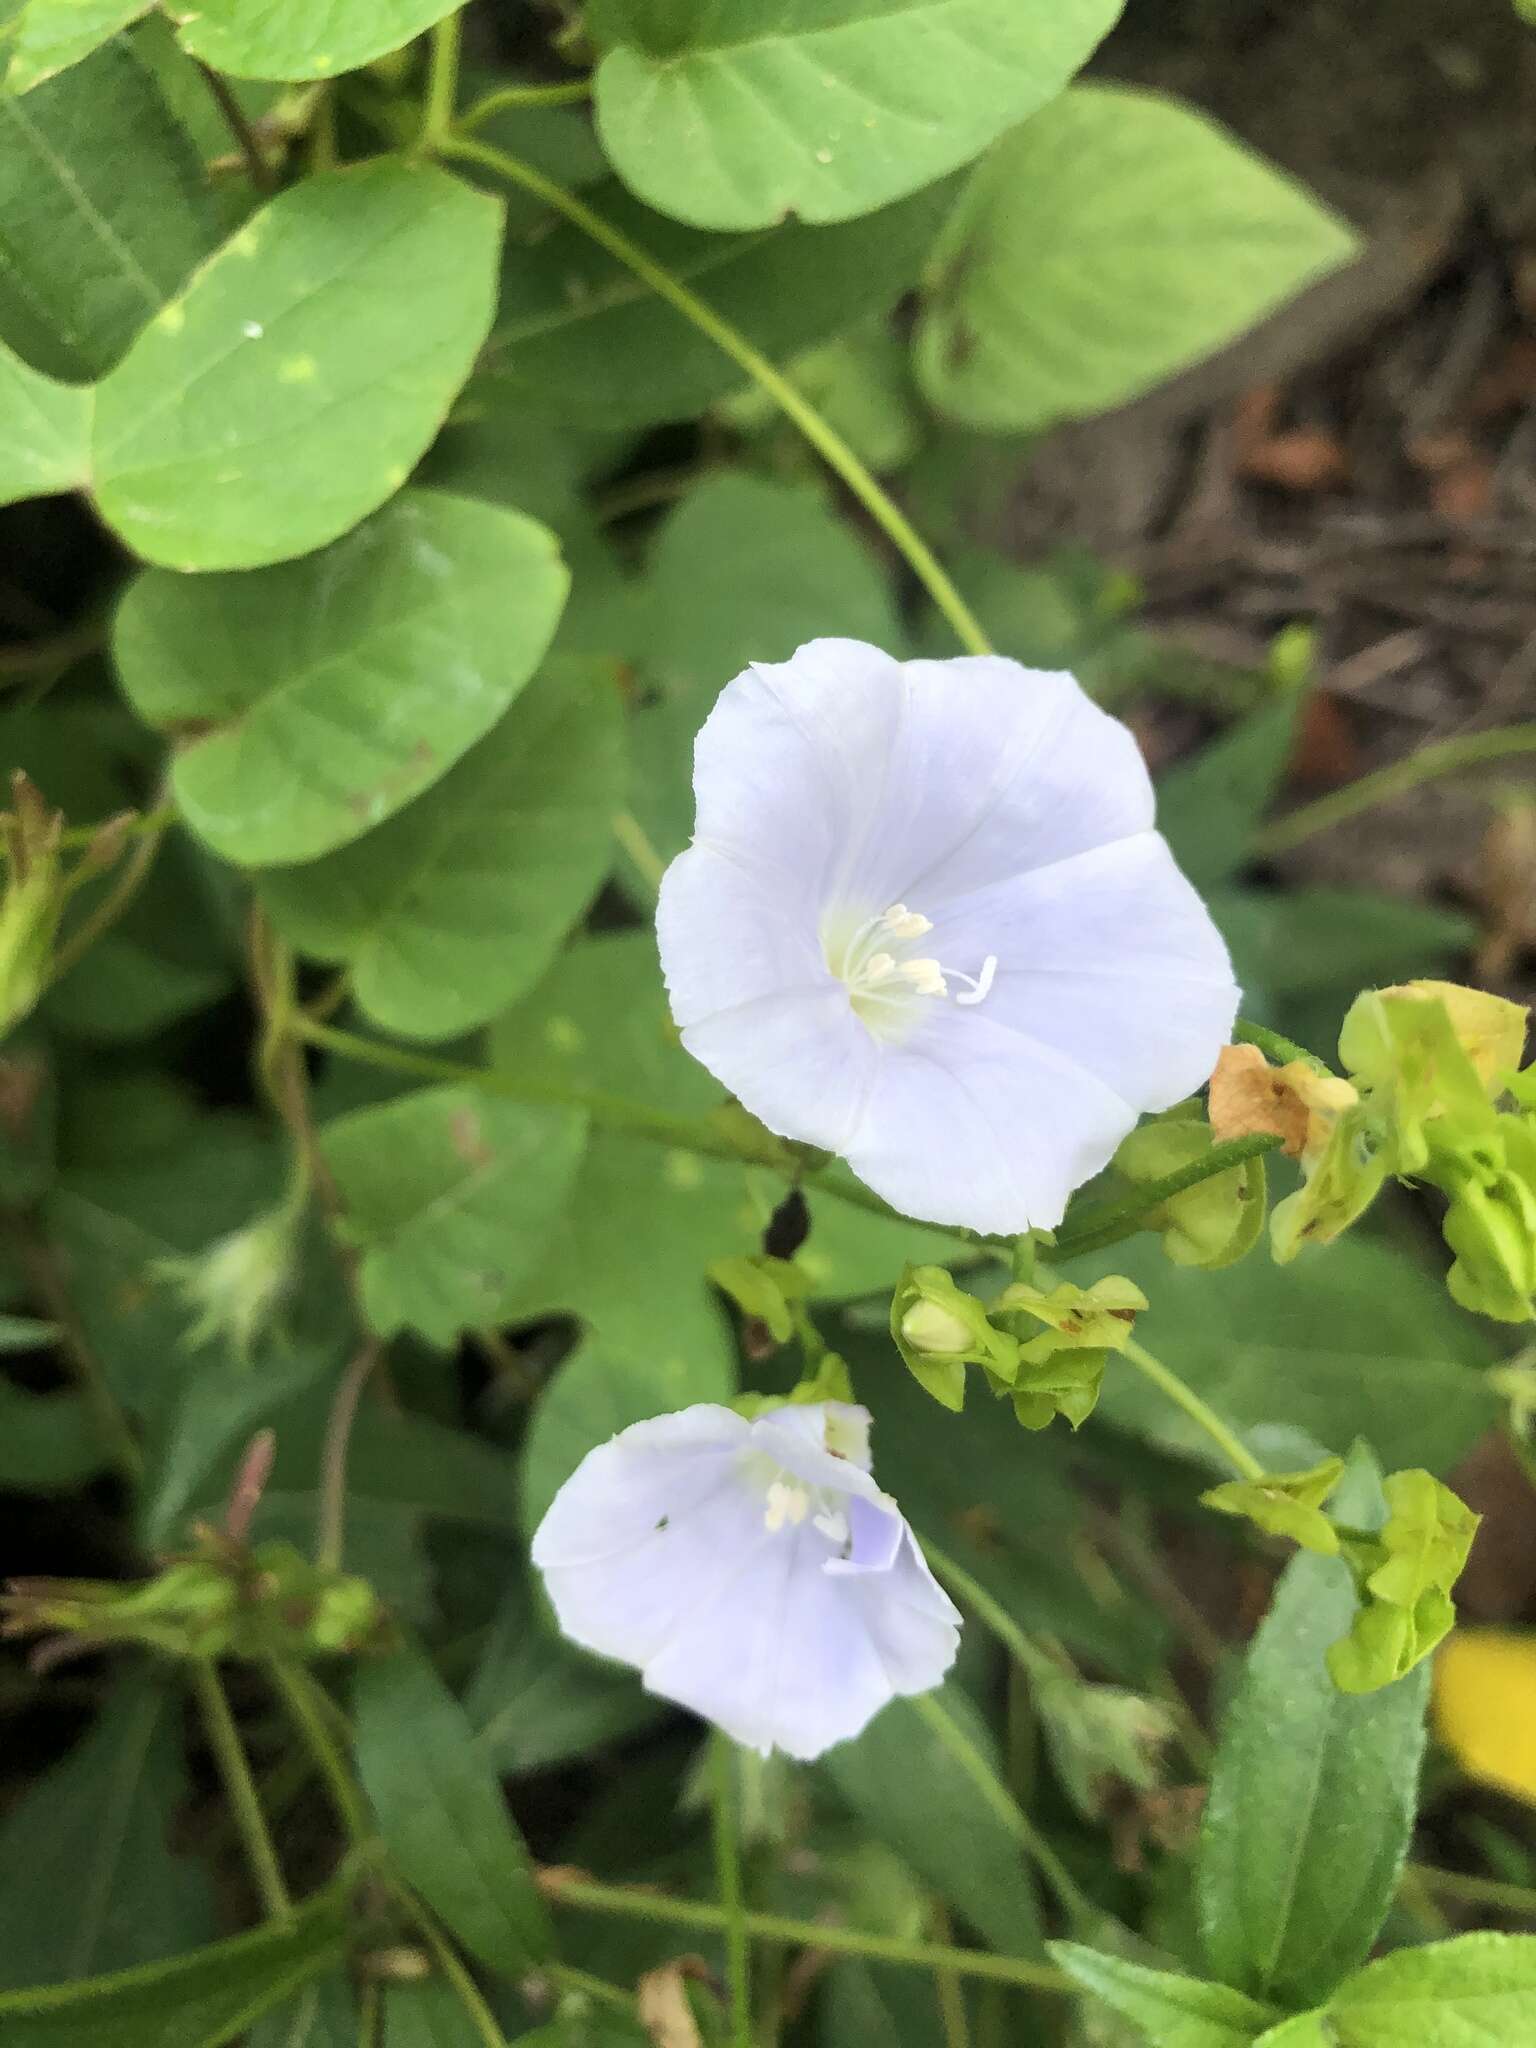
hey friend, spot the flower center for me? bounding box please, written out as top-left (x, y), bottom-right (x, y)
top-left (825, 902), bottom-right (997, 1040)
top-left (741, 1455), bottom-right (852, 1551)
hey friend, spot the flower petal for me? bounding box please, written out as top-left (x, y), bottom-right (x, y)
top-left (933, 833), bottom-right (1240, 1112)
top-left (845, 1004), bottom-right (1136, 1233)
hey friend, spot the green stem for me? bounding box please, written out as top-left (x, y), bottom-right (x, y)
top-left (293, 1013), bottom-right (990, 1249)
top-left (417, 12), bottom-right (462, 154)
top-left (192, 1661), bottom-right (292, 1920)
top-left (546, 1962), bottom-right (637, 2016)
top-left (909, 1690), bottom-right (1098, 1932)
top-left (921, 1540), bottom-right (1062, 1689)
top-left (1232, 1017), bottom-right (1329, 1073)
top-left (438, 133), bottom-right (991, 659)
top-left (1049, 1133), bottom-right (1281, 1262)
top-left (1120, 1336), bottom-right (1265, 1482)
top-left (1408, 1863), bottom-right (1536, 1919)
top-left (712, 1738), bottom-right (753, 2048)
top-left (1256, 723), bottom-right (1536, 855)
top-left (459, 78), bottom-right (591, 129)
top-left (48, 810), bottom-right (169, 986)
top-left (543, 1874), bottom-right (1070, 1993)
top-left (268, 1658), bottom-right (373, 1850)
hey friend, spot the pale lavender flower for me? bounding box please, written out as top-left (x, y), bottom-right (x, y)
top-left (656, 640), bottom-right (1238, 1234)
top-left (531, 1401), bottom-right (959, 1759)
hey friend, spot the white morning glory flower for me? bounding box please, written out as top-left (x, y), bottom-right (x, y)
top-left (656, 640), bottom-right (1239, 1234)
top-left (531, 1400), bottom-right (959, 1759)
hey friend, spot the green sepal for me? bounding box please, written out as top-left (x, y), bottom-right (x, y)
top-left (1202, 1456), bottom-right (1346, 1555)
top-left (1033, 1670), bottom-right (1177, 1820)
top-left (1326, 1468), bottom-right (1479, 1692)
top-left (1436, 1129), bottom-right (1536, 1323)
top-left (992, 1274), bottom-right (1146, 1431)
top-left (1270, 1102), bottom-right (1388, 1262)
top-left (1115, 1110), bottom-right (1268, 1269)
top-left (709, 1253), bottom-right (807, 1346)
top-left (1340, 986), bottom-right (1495, 1176)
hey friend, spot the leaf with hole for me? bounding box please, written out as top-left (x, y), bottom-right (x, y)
top-left (89, 160), bottom-right (502, 570)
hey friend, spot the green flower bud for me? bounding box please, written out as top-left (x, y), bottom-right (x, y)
top-left (889, 1265), bottom-right (1018, 1411)
top-left (1115, 1111), bottom-right (1267, 1270)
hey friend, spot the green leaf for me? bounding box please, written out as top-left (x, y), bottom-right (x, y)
top-left (353, 1641), bottom-right (552, 1976)
top-left (320, 1084), bottom-right (586, 1345)
top-left (90, 160), bottom-right (502, 570)
top-left (379, 1978), bottom-right (473, 2048)
top-left (486, 174), bottom-right (955, 429)
top-left (821, 1683), bottom-right (1043, 1957)
top-left (0, 1377), bottom-right (101, 1490)
top-left (915, 85), bottom-right (1356, 432)
top-left (1050, 1944), bottom-right (1278, 2048)
top-left (257, 661), bottom-right (620, 1038)
top-left (4, 0), bottom-right (149, 93)
top-left (465, 1564), bottom-right (662, 1776)
top-left (1198, 1450), bottom-right (1429, 2008)
top-left (1084, 1232), bottom-right (1498, 1478)
top-left (1159, 697), bottom-right (1303, 894)
top-left (590, 0), bottom-right (1122, 231)
top-left (0, 38), bottom-right (220, 377)
top-left (114, 491), bottom-right (569, 865)
top-left (1312, 1931), bottom-right (1536, 2046)
top-left (1215, 888), bottom-right (1477, 1006)
top-left (628, 474), bottom-right (898, 863)
top-left (246, 1973), bottom-right (357, 2048)
top-left (0, 1675), bottom-right (215, 1989)
top-left (521, 1331), bottom-right (734, 1539)
top-left (0, 1889), bottom-right (346, 2048)
top-left (175, 0), bottom-right (459, 81)
top-left (0, 333), bottom-right (88, 504)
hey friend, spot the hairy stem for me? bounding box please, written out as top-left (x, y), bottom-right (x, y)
top-left (1049, 1132), bottom-right (1281, 1262)
top-left (1119, 1336), bottom-right (1266, 1482)
top-left (192, 1660), bottom-right (292, 1920)
top-left (1257, 722), bottom-right (1536, 855)
top-left (438, 133), bottom-right (992, 659)
top-left (541, 1872), bottom-right (1071, 1993)
top-left (712, 1738), bottom-right (753, 2048)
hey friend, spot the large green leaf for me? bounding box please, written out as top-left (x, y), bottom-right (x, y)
top-left (490, 934), bottom-right (952, 1367)
top-left (0, 38), bottom-right (219, 376)
top-left (320, 1084), bottom-right (586, 1345)
top-left (821, 1684), bottom-right (1043, 1957)
top-left (590, 0), bottom-right (1122, 230)
top-left (90, 160), bottom-right (502, 570)
top-left (353, 1642), bottom-right (552, 1977)
top-left (176, 0), bottom-right (459, 81)
top-left (465, 1565), bottom-right (663, 1776)
top-left (0, 1676), bottom-right (216, 1990)
top-left (1303, 1932), bottom-right (1536, 2046)
top-left (0, 1891), bottom-right (346, 2048)
top-left (4, 0), bottom-right (149, 93)
top-left (379, 1979), bottom-right (474, 2048)
top-left (257, 661), bottom-right (621, 1038)
top-left (114, 491), bottom-right (569, 866)
top-left (486, 174), bottom-right (954, 429)
top-left (1084, 1233), bottom-right (1497, 1478)
top-left (916, 86), bottom-right (1356, 432)
top-left (628, 473), bottom-right (899, 862)
top-left (1198, 1451), bottom-right (1429, 2009)
top-left (521, 1332), bottom-right (734, 1539)
top-left (0, 336), bottom-right (89, 502)
top-left (246, 1974), bottom-right (358, 2048)
top-left (1050, 1945), bottom-right (1277, 2048)
top-left (1158, 697), bottom-right (1303, 894)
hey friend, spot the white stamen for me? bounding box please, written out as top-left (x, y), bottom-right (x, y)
top-left (860, 951), bottom-right (897, 987)
top-left (764, 1480), bottom-right (809, 1532)
top-left (880, 903), bottom-right (933, 940)
top-left (899, 958), bottom-right (948, 997)
top-left (813, 1508), bottom-right (850, 1548)
top-left (954, 954), bottom-right (998, 1006)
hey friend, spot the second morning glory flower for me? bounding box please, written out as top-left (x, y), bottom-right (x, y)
top-left (656, 640), bottom-right (1238, 1234)
top-left (532, 1401), bottom-right (959, 1759)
